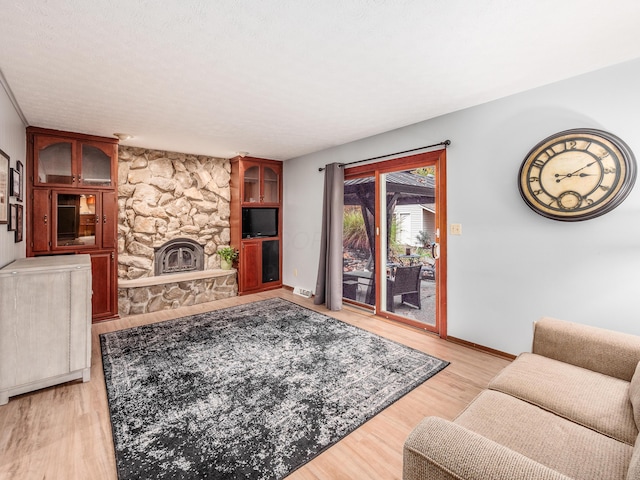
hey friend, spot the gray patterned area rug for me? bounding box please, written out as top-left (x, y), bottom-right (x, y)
top-left (100, 297), bottom-right (448, 480)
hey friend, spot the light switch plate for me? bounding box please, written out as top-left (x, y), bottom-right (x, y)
top-left (450, 223), bottom-right (462, 235)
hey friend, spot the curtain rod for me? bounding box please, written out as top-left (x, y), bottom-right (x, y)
top-left (318, 140), bottom-right (450, 172)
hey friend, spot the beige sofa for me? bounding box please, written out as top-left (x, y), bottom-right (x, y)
top-left (404, 317), bottom-right (640, 480)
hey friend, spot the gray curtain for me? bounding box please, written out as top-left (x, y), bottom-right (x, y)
top-left (314, 163), bottom-right (344, 310)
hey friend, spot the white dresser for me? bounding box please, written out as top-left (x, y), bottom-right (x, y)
top-left (0, 254), bottom-right (92, 405)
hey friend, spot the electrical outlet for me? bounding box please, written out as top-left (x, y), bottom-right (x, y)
top-left (293, 286), bottom-right (312, 298)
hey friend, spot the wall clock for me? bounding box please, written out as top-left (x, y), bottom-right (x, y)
top-left (518, 128), bottom-right (636, 221)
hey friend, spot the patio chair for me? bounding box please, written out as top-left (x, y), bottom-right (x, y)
top-left (386, 265), bottom-right (422, 313)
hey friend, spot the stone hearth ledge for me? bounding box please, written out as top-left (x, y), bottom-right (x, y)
top-left (118, 269), bottom-right (235, 288)
top-left (118, 269), bottom-right (238, 316)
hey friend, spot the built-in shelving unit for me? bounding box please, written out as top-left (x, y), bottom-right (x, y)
top-left (230, 156), bottom-right (283, 294)
top-left (26, 127), bottom-right (119, 321)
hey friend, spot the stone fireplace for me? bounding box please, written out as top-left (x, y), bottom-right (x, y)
top-left (117, 146), bottom-right (237, 316)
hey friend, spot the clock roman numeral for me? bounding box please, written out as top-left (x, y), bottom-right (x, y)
top-left (533, 159), bottom-right (546, 168)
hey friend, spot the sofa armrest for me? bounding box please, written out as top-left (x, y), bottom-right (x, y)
top-left (532, 317), bottom-right (640, 381)
top-left (403, 417), bottom-right (573, 480)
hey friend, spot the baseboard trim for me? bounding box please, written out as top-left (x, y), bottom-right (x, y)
top-left (446, 336), bottom-right (516, 360)
top-left (281, 285), bottom-right (515, 360)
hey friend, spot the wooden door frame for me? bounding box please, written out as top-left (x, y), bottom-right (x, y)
top-left (345, 149), bottom-right (447, 338)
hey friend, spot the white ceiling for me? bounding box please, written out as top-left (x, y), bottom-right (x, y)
top-left (2, 1), bottom-right (640, 160)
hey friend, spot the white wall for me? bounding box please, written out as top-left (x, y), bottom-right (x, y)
top-left (0, 80), bottom-right (26, 268)
top-left (284, 57), bottom-right (640, 355)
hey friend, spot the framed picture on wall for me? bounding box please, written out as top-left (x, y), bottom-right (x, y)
top-left (10, 160), bottom-right (23, 202)
top-left (0, 148), bottom-right (9, 225)
top-left (14, 203), bottom-right (23, 242)
top-left (8, 203), bottom-right (17, 231)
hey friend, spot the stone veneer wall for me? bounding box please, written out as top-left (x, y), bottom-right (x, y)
top-left (117, 146), bottom-right (237, 315)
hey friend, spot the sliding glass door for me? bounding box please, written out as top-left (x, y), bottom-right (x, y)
top-left (380, 167), bottom-right (438, 328)
top-left (342, 150), bottom-right (446, 336)
top-left (342, 174), bottom-right (376, 307)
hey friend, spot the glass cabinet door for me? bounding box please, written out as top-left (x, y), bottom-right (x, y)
top-left (243, 165), bottom-right (260, 203)
top-left (263, 166), bottom-right (280, 203)
top-left (81, 143), bottom-right (113, 186)
top-left (54, 192), bottom-right (97, 247)
top-left (36, 137), bottom-right (74, 185)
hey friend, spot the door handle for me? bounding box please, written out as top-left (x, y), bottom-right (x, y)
top-left (430, 242), bottom-right (440, 260)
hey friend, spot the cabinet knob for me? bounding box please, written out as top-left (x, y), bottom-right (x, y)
top-left (43, 214), bottom-right (47, 225)
top-left (95, 215), bottom-right (100, 224)
top-left (103, 215), bottom-right (107, 224)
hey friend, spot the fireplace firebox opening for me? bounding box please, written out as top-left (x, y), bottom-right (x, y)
top-left (154, 238), bottom-right (205, 276)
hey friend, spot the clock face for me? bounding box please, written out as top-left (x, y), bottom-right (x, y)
top-left (518, 129), bottom-right (636, 221)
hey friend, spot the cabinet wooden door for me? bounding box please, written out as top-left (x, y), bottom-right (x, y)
top-left (261, 164), bottom-right (281, 204)
top-left (240, 240), bottom-right (261, 292)
top-left (101, 191), bottom-right (117, 249)
top-left (31, 189), bottom-right (51, 253)
top-left (242, 162), bottom-right (261, 204)
top-left (240, 160), bottom-right (282, 205)
top-left (90, 251), bottom-right (116, 320)
top-left (33, 135), bottom-right (76, 186)
top-left (79, 141), bottom-right (115, 188)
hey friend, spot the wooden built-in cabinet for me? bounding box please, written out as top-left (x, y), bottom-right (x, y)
top-left (230, 156), bottom-right (283, 295)
top-left (240, 159), bottom-right (281, 205)
top-left (26, 127), bottom-right (119, 322)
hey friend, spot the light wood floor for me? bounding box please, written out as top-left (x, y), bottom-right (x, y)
top-left (0, 289), bottom-right (511, 480)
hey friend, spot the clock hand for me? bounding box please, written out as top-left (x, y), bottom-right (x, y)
top-left (555, 173), bottom-right (597, 181)
top-left (555, 161), bottom-right (598, 182)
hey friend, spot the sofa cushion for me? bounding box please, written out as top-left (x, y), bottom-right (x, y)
top-left (630, 361), bottom-right (640, 429)
top-left (455, 390), bottom-right (634, 480)
top-left (489, 352), bottom-right (637, 445)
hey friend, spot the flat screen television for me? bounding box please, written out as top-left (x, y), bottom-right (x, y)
top-left (242, 208), bottom-right (278, 238)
